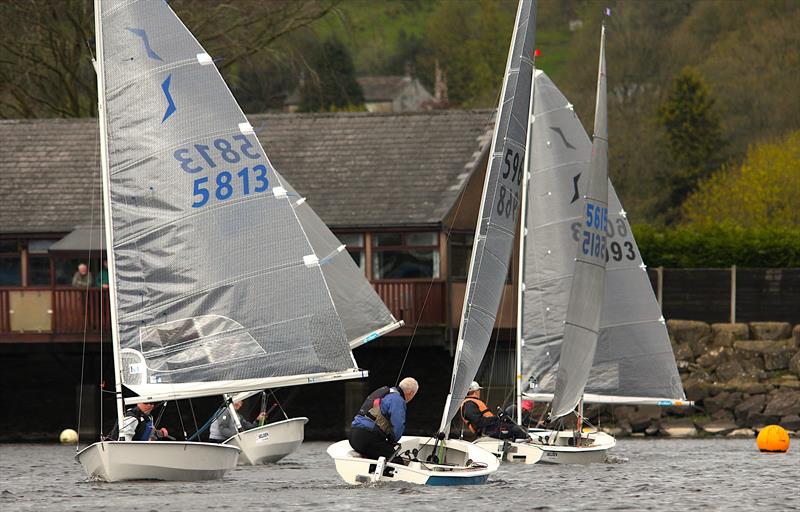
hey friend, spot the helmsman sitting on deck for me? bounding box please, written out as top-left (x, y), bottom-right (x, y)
top-left (460, 381), bottom-right (529, 441)
top-left (348, 377), bottom-right (419, 460)
top-left (209, 400), bottom-right (266, 443)
top-left (110, 402), bottom-right (170, 441)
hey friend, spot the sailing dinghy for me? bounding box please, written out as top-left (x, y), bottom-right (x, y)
top-left (328, 0), bottom-right (538, 485)
top-left (78, 0), bottom-right (399, 481)
top-left (519, 22), bottom-right (690, 464)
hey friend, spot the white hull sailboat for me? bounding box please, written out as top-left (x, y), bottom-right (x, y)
top-left (223, 417), bottom-right (308, 465)
top-left (515, 18), bottom-right (690, 466)
top-left (76, 441), bottom-right (240, 482)
top-left (472, 437), bottom-right (543, 464)
top-left (527, 429), bottom-right (615, 464)
top-left (81, 0), bottom-right (400, 482)
top-left (328, 437), bottom-right (498, 486)
top-left (330, 0), bottom-right (538, 485)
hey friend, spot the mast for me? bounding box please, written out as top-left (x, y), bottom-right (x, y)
top-left (514, 58), bottom-right (537, 426)
top-left (93, 0), bottom-right (125, 437)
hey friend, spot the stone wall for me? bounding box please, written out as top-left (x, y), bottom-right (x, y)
top-left (594, 321), bottom-right (800, 437)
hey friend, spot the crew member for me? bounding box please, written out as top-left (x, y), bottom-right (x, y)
top-left (460, 381), bottom-right (529, 440)
top-left (349, 377), bottom-right (419, 460)
top-left (111, 402), bottom-right (169, 441)
top-left (209, 400), bottom-right (266, 442)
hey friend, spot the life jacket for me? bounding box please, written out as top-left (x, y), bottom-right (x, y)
top-left (357, 386), bottom-right (402, 438)
top-left (109, 406), bottom-right (154, 441)
top-left (461, 397), bottom-right (495, 433)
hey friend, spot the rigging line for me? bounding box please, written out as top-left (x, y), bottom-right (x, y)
top-left (174, 399), bottom-right (188, 440)
top-left (484, 277), bottom-right (510, 407)
top-left (76, 109), bottom-right (102, 450)
top-left (270, 389), bottom-right (289, 420)
top-left (188, 398), bottom-right (199, 435)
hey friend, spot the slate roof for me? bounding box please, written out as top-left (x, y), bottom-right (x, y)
top-left (284, 75), bottom-right (432, 106)
top-left (0, 110), bottom-right (494, 234)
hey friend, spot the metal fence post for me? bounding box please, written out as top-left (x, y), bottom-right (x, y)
top-left (730, 265), bottom-right (737, 324)
top-left (656, 266), bottom-right (663, 310)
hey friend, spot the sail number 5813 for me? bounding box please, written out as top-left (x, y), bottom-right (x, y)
top-left (191, 165), bottom-right (269, 208)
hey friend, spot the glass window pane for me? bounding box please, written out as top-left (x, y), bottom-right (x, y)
top-left (406, 232), bottom-right (438, 246)
top-left (55, 258), bottom-right (93, 286)
top-left (373, 249), bottom-right (439, 279)
top-left (28, 256), bottom-right (51, 286)
top-left (0, 257), bottom-right (21, 285)
top-left (0, 240), bottom-right (19, 253)
top-left (449, 233), bottom-right (474, 281)
top-left (338, 233), bottom-right (363, 248)
top-left (373, 233), bottom-right (402, 247)
top-left (348, 249), bottom-right (365, 272)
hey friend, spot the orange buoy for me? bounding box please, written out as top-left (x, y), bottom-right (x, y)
top-left (756, 425), bottom-right (790, 453)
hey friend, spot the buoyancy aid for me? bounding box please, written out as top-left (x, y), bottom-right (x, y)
top-left (357, 386), bottom-right (403, 438)
top-left (109, 406), bottom-right (154, 441)
top-left (461, 396), bottom-right (495, 433)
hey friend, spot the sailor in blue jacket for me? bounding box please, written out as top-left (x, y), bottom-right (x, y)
top-left (349, 377), bottom-right (419, 460)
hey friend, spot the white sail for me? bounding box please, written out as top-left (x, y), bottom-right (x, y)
top-left (521, 56), bottom-right (685, 403)
top-left (549, 24), bottom-right (609, 419)
top-left (440, 0), bottom-right (537, 432)
top-left (96, 0), bottom-right (396, 404)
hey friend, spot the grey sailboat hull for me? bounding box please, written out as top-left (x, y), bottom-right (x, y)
top-left (75, 441), bottom-right (239, 482)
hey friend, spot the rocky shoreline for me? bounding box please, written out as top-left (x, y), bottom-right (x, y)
top-left (589, 321), bottom-right (800, 438)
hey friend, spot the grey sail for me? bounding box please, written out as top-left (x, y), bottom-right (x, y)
top-left (440, 0), bottom-right (537, 431)
top-left (549, 25), bottom-right (609, 419)
top-left (521, 85), bottom-right (685, 400)
top-left (97, 0), bottom-right (395, 402)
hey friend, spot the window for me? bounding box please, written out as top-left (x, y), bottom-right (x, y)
top-left (372, 232), bottom-right (439, 279)
top-left (55, 258), bottom-right (97, 286)
top-left (338, 233), bottom-right (365, 272)
top-left (27, 240), bottom-right (55, 286)
top-left (449, 232), bottom-right (474, 281)
top-left (0, 239), bottom-right (21, 286)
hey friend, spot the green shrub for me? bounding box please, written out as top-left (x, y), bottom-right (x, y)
top-left (633, 224), bottom-right (800, 268)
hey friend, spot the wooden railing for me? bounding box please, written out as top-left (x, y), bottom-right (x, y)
top-left (52, 288), bottom-right (111, 334)
top-left (372, 280), bottom-right (447, 327)
top-left (1, 281), bottom-right (447, 338)
top-left (0, 289), bottom-right (10, 333)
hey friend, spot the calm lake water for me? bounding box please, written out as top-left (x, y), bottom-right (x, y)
top-left (1, 439), bottom-right (797, 511)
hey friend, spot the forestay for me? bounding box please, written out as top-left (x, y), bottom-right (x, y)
top-left (520, 68), bottom-right (685, 405)
top-left (97, 0), bottom-right (397, 403)
top-left (441, 0), bottom-right (537, 432)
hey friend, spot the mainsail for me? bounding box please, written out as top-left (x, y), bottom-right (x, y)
top-left (548, 24), bottom-right (609, 419)
top-left (440, 0), bottom-right (537, 432)
top-left (521, 72), bottom-right (685, 402)
top-left (96, 0), bottom-right (397, 404)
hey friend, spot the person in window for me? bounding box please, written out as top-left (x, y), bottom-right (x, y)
top-left (460, 381), bottom-right (529, 441)
top-left (71, 262), bottom-right (93, 288)
top-left (110, 402), bottom-right (170, 441)
top-left (96, 260), bottom-right (109, 289)
top-left (349, 377), bottom-right (419, 460)
top-left (209, 400), bottom-right (266, 442)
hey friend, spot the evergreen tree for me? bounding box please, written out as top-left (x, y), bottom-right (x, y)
top-left (299, 37), bottom-right (364, 112)
top-left (658, 67), bottom-right (725, 217)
